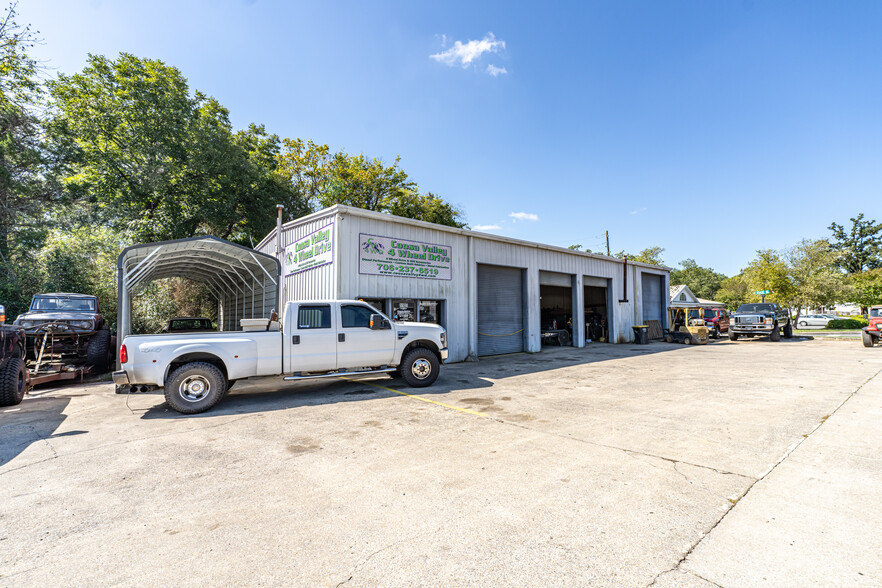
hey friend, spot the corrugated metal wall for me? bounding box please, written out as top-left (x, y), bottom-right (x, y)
top-left (256, 206), bottom-right (669, 361)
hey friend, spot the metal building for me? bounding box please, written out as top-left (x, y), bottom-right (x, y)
top-left (256, 205), bottom-right (670, 363)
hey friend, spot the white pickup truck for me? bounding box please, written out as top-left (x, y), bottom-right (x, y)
top-left (113, 300), bottom-right (448, 414)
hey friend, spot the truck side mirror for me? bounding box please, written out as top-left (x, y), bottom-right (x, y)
top-left (370, 314), bottom-right (390, 330)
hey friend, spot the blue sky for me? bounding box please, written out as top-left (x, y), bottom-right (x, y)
top-left (20, 0), bottom-right (882, 275)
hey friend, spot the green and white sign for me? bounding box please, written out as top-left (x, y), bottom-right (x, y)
top-left (755, 289), bottom-right (771, 295)
top-left (358, 233), bottom-right (452, 280)
top-left (284, 223), bottom-right (334, 275)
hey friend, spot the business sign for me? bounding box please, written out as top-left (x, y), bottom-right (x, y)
top-left (284, 223), bottom-right (333, 275)
top-left (358, 233), bottom-right (452, 280)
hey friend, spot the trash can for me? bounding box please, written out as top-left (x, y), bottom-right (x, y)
top-left (632, 325), bottom-right (649, 345)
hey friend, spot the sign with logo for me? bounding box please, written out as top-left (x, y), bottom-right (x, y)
top-left (284, 223), bottom-right (333, 276)
top-left (358, 233), bottom-right (452, 280)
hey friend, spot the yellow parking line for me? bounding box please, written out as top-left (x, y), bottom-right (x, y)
top-left (340, 377), bottom-right (487, 418)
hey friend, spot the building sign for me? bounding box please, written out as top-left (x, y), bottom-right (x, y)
top-left (284, 223), bottom-right (333, 275)
top-left (358, 233), bottom-right (452, 280)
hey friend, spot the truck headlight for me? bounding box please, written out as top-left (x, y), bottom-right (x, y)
top-left (18, 320), bottom-right (34, 328)
top-left (70, 320), bottom-right (93, 329)
top-left (440, 331), bottom-right (447, 348)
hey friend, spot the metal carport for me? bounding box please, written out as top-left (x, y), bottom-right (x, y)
top-left (117, 236), bottom-right (281, 351)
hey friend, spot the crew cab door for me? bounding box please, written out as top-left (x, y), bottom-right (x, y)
top-left (336, 303), bottom-right (396, 370)
top-left (289, 303), bottom-right (337, 373)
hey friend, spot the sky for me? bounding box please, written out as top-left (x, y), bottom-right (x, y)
top-left (19, 0), bottom-right (882, 275)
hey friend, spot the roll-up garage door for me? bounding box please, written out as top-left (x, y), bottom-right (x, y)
top-left (477, 264), bottom-right (524, 356)
top-left (641, 273), bottom-right (663, 324)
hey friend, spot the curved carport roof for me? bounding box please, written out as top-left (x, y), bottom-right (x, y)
top-left (117, 236), bottom-right (280, 342)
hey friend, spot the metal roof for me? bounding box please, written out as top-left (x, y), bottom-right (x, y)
top-left (118, 236), bottom-right (280, 298)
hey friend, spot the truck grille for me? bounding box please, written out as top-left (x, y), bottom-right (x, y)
top-left (735, 316), bottom-right (762, 324)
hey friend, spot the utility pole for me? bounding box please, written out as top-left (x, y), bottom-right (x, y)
top-left (605, 231), bottom-right (610, 256)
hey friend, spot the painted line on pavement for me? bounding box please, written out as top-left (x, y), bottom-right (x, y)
top-left (339, 377), bottom-right (487, 418)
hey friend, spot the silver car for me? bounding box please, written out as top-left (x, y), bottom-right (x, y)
top-left (796, 314), bottom-right (832, 328)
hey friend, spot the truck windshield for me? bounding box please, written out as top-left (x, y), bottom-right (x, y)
top-left (737, 304), bottom-right (774, 313)
top-left (31, 296), bottom-right (97, 312)
top-left (871, 308), bottom-right (882, 318)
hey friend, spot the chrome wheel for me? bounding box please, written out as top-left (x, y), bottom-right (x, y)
top-left (411, 358), bottom-right (432, 380)
top-left (179, 375), bottom-right (211, 402)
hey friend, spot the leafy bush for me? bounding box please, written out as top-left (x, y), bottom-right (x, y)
top-left (827, 318), bottom-right (868, 329)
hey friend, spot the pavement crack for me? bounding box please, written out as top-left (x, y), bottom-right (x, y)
top-left (646, 365), bottom-right (882, 588)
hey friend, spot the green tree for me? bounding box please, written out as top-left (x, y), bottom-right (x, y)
top-left (828, 213), bottom-right (882, 274)
top-left (716, 274), bottom-right (752, 310)
top-left (743, 249), bottom-right (795, 307)
top-left (614, 246), bottom-right (665, 266)
top-left (669, 259), bottom-right (726, 300)
top-left (47, 52), bottom-right (292, 244)
top-left (846, 269), bottom-right (882, 311)
top-left (784, 239), bottom-right (844, 323)
top-left (275, 139), bottom-right (467, 227)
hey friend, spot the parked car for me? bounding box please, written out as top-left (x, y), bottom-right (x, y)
top-left (729, 303), bottom-right (793, 341)
top-left (0, 324), bottom-right (28, 406)
top-left (13, 293), bottom-right (113, 373)
top-left (114, 300), bottom-right (448, 414)
top-left (862, 306), bottom-right (881, 347)
top-left (796, 314), bottom-right (833, 328)
top-left (164, 317), bottom-right (215, 333)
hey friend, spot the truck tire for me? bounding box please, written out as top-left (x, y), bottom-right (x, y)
top-left (399, 348), bottom-right (440, 388)
top-left (863, 331), bottom-right (875, 348)
top-left (770, 324), bottom-right (781, 341)
top-left (0, 358), bottom-right (27, 407)
top-left (164, 362), bottom-right (227, 414)
top-left (729, 331), bottom-right (738, 341)
top-left (86, 328), bottom-right (111, 373)
top-left (783, 322), bottom-right (793, 339)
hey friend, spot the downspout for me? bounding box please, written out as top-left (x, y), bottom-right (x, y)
top-left (619, 256), bottom-right (629, 302)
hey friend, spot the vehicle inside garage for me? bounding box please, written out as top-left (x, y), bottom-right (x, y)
top-left (539, 285), bottom-right (573, 346)
top-left (584, 282), bottom-right (610, 343)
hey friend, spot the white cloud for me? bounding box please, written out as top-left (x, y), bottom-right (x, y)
top-left (474, 224), bottom-right (502, 231)
top-left (430, 33), bottom-right (505, 68)
top-left (509, 212), bottom-right (539, 222)
top-left (630, 207), bottom-right (647, 215)
top-left (486, 64), bottom-right (508, 77)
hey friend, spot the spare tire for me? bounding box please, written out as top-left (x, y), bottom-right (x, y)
top-left (0, 358), bottom-right (27, 407)
top-left (86, 328), bottom-right (111, 373)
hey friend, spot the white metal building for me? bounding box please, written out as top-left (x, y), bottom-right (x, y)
top-left (256, 205), bottom-right (670, 363)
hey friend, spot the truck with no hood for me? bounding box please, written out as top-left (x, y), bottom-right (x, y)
top-left (113, 300), bottom-right (448, 414)
top-left (729, 302), bottom-right (793, 341)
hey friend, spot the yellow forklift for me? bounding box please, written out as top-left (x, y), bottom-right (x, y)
top-left (665, 304), bottom-right (709, 345)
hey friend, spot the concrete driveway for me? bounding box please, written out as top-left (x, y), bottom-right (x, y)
top-left (1, 338), bottom-right (880, 586)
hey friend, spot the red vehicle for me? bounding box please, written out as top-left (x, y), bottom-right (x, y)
top-left (862, 306), bottom-right (882, 347)
top-left (690, 308), bottom-right (729, 338)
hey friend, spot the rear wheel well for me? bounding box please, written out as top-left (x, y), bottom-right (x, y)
top-left (166, 353), bottom-right (228, 385)
top-left (401, 340), bottom-right (441, 364)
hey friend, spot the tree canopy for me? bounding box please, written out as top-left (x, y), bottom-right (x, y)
top-left (669, 259), bottom-right (726, 300)
top-left (828, 214), bottom-right (882, 274)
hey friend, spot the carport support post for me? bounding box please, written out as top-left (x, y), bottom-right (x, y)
top-left (573, 275), bottom-right (585, 347)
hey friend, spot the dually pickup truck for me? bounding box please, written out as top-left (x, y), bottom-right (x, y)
top-left (113, 300), bottom-right (448, 414)
top-left (729, 302), bottom-right (793, 341)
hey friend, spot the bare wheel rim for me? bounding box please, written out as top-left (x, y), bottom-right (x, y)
top-left (179, 375), bottom-right (211, 402)
top-left (411, 358), bottom-right (432, 380)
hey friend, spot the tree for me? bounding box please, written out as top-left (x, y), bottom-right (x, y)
top-left (669, 259), bottom-right (726, 300)
top-left (743, 249), bottom-right (795, 307)
top-left (784, 239), bottom-right (845, 323)
top-left (275, 139), bottom-right (467, 228)
top-left (846, 269), bottom-right (882, 311)
top-left (716, 274), bottom-right (752, 310)
top-left (614, 246), bottom-right (664, 266)
top-left (47, 52), bottom-right (293, 244)
top-left (828, 214), bottom-right (882, 274)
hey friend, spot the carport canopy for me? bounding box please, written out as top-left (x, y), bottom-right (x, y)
top-left (117, 236), bottom-right (281, 343)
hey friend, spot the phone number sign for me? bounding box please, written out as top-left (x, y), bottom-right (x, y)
top-left (358, 233), bottom-right (452, 280)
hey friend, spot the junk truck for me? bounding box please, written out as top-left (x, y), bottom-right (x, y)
top-left (114, 300), bottom-right (448, 414)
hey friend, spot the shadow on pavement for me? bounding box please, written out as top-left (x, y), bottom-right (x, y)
top-left (139, 342), bottom-right (696, 419)
top-left (0, 394), bottom-right (72, 467)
